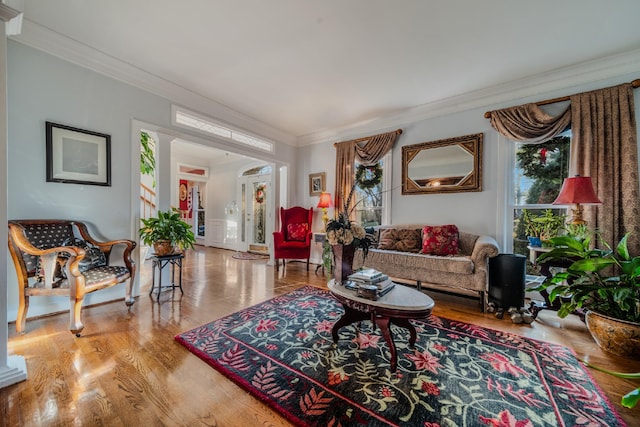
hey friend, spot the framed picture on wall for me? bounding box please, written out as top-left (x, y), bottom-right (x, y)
top-left (46, 121), bottom-right (111, 186)
top-left (309, 172), bottom-right (326, 196)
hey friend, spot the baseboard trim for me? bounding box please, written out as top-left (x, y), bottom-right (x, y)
top-left (0, 355), bottom-right (27, 389)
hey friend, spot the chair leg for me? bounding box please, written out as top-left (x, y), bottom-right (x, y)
top-left (276, 259), bottom-right (280, 271)
top-left (69, 294), bottom-right (85, 336)
top-left (16, 293), bottom-right (28, 333)
top-left (125, 272), bottom-right (136, 307)
top-left (306, 258), bottom-right (310, 271)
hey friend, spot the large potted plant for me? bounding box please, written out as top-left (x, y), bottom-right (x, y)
top-left (533, 233), bottom-right (640, 358)
top-left (140, 208), bottom-right (196, 256)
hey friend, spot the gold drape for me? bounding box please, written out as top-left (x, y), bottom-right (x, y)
top-left (570, 83), bottom-right (640, 254)
top-left (334, 129), bottom-right (402, 220)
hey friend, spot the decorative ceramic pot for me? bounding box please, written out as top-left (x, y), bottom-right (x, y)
top-left (527, 236), bottom-right (542, 247)
top-left (332, 243), bottom-right (355, 284)
top-left (585, 311), bottom-right (640, 359)
top-left (153, 240), bottom-right (175, 257)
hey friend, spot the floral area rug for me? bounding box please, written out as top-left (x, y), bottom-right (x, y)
top-left (175, 286), bottom-right (625, 427)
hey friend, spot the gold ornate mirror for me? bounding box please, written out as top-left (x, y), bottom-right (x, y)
top-left (402, 133), bottom-right (483, 194)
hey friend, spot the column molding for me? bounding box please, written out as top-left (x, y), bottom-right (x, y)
top-left (1, 6), bottom-right (28, 389)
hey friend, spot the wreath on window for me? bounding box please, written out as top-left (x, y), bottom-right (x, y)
top-left (255, 184), bottom-right (266, 204)
top-left (355, 164), bottom-right (383, 189)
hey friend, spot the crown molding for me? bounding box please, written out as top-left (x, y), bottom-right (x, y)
top-left (0, 2), bottom-right (22, 35)
top-left (10, 19), bottom-right (640, 148)
top-left (298, 48), bottom-right (640, 146)
top-left (10, 19), bottom-right (297, 146)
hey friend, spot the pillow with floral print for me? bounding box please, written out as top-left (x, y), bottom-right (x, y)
top-left (287, 223), bottom-right (309, 241)
top-left (420, 224), bottom-right (459, 256)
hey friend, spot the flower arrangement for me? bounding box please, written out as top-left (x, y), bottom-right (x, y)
top-left (326, 212), bottom-right (367, 245)
top-left (325, 184), bottom-right (372, 256)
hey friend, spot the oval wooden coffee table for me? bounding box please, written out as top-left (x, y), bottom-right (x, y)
top-left (328, 280), bottom-right (435, 372)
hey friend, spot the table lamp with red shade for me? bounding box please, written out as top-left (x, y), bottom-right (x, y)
top-left (552, 175), bottom-right (602, 225)
top-left (317, 192), bottom-right (333, 228)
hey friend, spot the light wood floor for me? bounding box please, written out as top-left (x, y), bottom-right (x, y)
top-left (3, 246), bottom-right (640, 426)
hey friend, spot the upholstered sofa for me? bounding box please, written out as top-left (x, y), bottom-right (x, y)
top-left (352, 224), bottom-right (499, 310)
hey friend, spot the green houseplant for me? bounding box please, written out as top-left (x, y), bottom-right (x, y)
top-left (140, 131), bottom-right (156, 187)
top-left (140, 208), bottom-right (196, 256)
top-left (522, 208), bottom-right (565, 246)
top-left (534, 232), bottom-right (640, 408)
top-left (533, 233), bottom-right (640, 354)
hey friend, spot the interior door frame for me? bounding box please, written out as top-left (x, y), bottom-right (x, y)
top-left (240, 172), bottom-right (272, 253)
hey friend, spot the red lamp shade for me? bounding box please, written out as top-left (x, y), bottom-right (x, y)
top-left (553, 175), bottom-right (601, 225)
top-left (317, 192), bottom-right (333, 209)
top-left (553, 175), bottom-right (601, 205)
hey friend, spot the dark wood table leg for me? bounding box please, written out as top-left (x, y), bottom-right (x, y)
top-left (374, 316), bottom-right (398, 372)
top-left (332, 301), bottom-right (426, 373)
top-left (392, 318), bottom-right (417, 347)
top-left (331, 305), bottom-right (369, 343)
top-left (150, 259), bottom-right (157, 297)
top-left (178, 257), bottom-right (183, 294)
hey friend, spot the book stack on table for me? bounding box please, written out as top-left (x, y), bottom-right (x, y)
top-left (347, 268), bottom-right (395, 299)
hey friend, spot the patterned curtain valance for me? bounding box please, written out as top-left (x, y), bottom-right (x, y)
top-left (334, 129), bottom-right (402, 219)
top-left (489, 103), bottom-right (571, 143)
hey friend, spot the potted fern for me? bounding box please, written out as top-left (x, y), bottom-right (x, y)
top-left (140, 208), bottom-right (196, 256)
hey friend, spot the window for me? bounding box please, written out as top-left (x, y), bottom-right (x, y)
top-left (510, 132), bottom-right (570, 257)
top-left (353, 152), bottom-right (391, 227)
top-left (172, 105), bottom-right (274, 153)
top-left (178, 163), bottom-right (209, 178)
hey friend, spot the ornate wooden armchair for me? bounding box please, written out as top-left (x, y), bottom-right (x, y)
top-left (8, 219), bottom-right (136, 336)
top-left (273, 206), bottom-right (313, 271)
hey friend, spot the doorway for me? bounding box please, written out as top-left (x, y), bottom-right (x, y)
top-left (178, 179), bottom-right (207, 245)
top-left (241, 166), bottom-right (272, 254)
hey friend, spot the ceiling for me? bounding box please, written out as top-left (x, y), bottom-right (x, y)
top-left (9, 0), bottom-right (640, 141)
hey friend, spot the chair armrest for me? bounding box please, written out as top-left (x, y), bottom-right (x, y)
top-left (273, 231), bottom-right (285, 246)
top-left (470, 235), bottom-right (500, 270)
top-left (75, 222), bottom-right (136, 265)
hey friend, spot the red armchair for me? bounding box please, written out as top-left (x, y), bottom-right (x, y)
top-left (273, 206), bottom-right (313, 271)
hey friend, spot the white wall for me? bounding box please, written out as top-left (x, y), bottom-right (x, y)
top-left (295, 141), bottom-right (336, 234)
top-left (6, 40), bottom-right (172, 321)
top-left (296, 71), bottom-right (640, 253)
top-left (5, 41), bottom-right (296, 322)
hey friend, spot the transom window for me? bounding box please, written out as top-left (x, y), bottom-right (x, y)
top-left (172, 105), bottom-right (274, 153)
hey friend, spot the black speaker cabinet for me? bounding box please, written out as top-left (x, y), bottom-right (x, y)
top-left (489, 254), bottom-right (526, 308)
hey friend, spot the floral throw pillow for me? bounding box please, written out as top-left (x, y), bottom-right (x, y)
top-left (287, 223), bottom-right (309, 241)
top-left (420, 224), bottom-right (460, 256)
